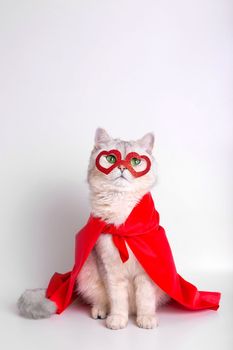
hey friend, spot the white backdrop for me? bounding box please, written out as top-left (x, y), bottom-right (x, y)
top-left (0, 1), bottom-right (232, 349)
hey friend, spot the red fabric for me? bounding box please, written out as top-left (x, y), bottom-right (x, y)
top-left (46, 193), bottom-right (221, 314)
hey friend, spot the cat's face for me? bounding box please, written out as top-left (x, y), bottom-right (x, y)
top-left (87, 128), bottom-right (157, 193)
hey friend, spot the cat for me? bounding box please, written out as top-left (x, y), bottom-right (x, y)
top-left (18, 128), bottom-right (169, 329)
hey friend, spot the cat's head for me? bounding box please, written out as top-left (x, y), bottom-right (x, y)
top-left (87, 128), bottom-right (157, 194)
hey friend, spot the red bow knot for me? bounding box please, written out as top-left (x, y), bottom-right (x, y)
top-left (112, 235), bottom-right (129, 263)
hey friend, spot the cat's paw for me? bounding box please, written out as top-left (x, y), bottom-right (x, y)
top-left (91, 305), bottom-right (107, 319)
top-left (136, 315), bottom-right (158, 329)
top-left (106, 314), bottom-right (128, 330)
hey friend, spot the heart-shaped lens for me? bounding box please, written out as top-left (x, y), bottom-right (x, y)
top-left (95, 149), bottom-right (121, 174)
top-left (125, 152), bottom-right (151, 178)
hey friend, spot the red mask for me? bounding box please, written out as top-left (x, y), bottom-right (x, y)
top-left (95, 149), bottom-right (151, 178)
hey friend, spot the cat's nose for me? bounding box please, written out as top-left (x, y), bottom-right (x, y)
top-left (118, 165), bottom-right (126, 172)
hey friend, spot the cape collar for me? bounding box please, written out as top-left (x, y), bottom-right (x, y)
top-left (90, 192), bottom-right (160, 237)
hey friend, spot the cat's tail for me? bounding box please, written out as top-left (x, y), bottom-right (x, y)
top-left (17, 288), bottom-right (57, 319)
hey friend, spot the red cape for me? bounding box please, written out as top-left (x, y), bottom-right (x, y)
top-left (46, 193), bottom-right (221, 314)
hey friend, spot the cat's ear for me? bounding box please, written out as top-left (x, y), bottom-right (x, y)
top-left (137, 132), bottom-right (154, 154)
top-left (94, 128), bottom-right (112, 149)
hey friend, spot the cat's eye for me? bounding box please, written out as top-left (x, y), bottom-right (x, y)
top-left (131, 157), bottom-right (141, 166)
top-left (106, 155), bottom-right (117, 164)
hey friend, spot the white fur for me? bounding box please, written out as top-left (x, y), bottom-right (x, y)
top-left (17, 128), bottom-right (169, 327)
top-left (17, 289), bottom-right (57, 318)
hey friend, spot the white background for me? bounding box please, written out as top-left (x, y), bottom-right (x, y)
top-left (0, 1), bottom-right (232, 349)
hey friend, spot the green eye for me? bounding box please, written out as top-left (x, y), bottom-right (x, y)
top-left (131, 158), bottom-right (141, 166)
top-left (106, 155), bottom-right (117, 164)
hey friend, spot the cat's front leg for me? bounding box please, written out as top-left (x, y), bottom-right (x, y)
top-left (134, 274), bottom-right (158, 329)
top-left (95, 235), bottom-right (129, 329)
top-left (105, 277), bottom-right (128, 330)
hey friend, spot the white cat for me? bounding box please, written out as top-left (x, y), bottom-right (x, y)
top-left (18, 128), bottom-right (169, 329)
